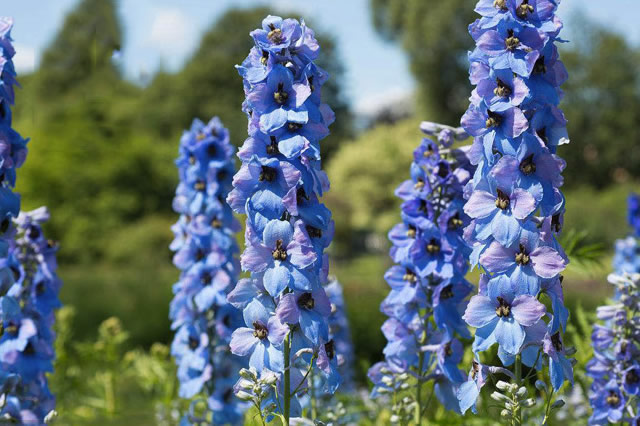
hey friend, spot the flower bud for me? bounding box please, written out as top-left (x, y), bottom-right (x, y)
top-left (551, 399), bottom-right (565, 410)
top-left (496, 381), bottom-right (511, 391)
top-left (535, 380), bottom-right (548, 392)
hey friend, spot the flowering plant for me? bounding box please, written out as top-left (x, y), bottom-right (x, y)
top-left (228, 15), bottom-right (339, 424)
top-left (586, 194), bottom-right (640, 424)
top-left (458, 0), bottom-right (573, 422)
top-left (368, 122), bottom-right (474, 423)
top-left (169, 117), bottom-right (246, 424)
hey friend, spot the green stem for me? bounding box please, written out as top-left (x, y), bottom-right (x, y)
top-left (284, 331), bottom-right (291, 426)
top-left (310, 368), bottom-right (318, 420)
top-left (514, 354), bottom-right (522, 426)
top-left (415, 352), bottom-right (425, 425)
top-left (541, 388), bottom-right (555, 425)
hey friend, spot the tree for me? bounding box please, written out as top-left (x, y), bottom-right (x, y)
top-left (36, 0), bottom-right (122, 97)
top-left (560, 18), bottom-right (640, 188)
top-left (369, 0), bottom-right (474, 124)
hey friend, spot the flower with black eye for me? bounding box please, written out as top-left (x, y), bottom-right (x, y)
top-left (230, 299), bottom-right (288, 372)
top-left (463, 284), bottom-right (545, 355)
top-left (241, 219), bottom-right (317, 297)
top-left (276, 287), bottom-right (331, 344)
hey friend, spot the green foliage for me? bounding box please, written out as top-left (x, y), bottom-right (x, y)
top-left (561, 17), bottom-right (640, 188)
top-left (36, 0), bottom-right (122, 97)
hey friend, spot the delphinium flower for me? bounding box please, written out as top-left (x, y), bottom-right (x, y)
top-left (586, 197), bottom-right (640, 424)
top-left (367, 123), bottom-right (475, 424)
top-left (169, 117), bottom-right (247, 425)
top-left (612, 194), bottom-right (640, 275)
top-left (0, 208), bottom-right (60, 423)
top-left (227, 15), bottom-right (338, 425)
top-left (0, 17), bottom-right (30, 421)
top-left (458, 0), bottom-right (573, 422)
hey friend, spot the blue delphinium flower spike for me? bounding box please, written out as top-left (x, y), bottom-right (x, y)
top-left (0, 17), bottom-right (32, 422)
top-left (0, 208), bottom-right (61, 422)
top-left (368, 123), bottom-right (475, 423)
top-left (169, 117), bottom-right (247, 425)
top-left (586, 196), bottom-right (640, 424)
top-left (228, 15), bottom-right (338, 424)
top-left (458, 0), bottom-right (573, 420)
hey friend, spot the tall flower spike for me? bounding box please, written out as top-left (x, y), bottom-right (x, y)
top-left (586, 194), bottom-right (640, 425)
top-left (459, 0), bottom-right (573, 421)
top-left (228, 15), bottom-right (338, 424)
top-left (0, 17), bottom-right (31, 421)
top-left (0, 208), bottom-right (60, 423)
top-left (169, 117), bottom-right (247, 425)
top-left (368, 123), bottom-right (475, 424)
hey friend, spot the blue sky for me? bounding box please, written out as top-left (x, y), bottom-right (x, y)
top-left (3, 0), bottom-right (640, 114)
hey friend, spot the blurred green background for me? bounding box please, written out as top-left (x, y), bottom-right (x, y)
top-left (7, 0), bottom-right (640, 423)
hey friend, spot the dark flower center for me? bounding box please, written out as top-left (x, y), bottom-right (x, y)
top-left (189, 155), bottom-right (196, 165)
top-left (440, 284), bottom-right (454, 300)
top-left (414, 178), bottom-right (425, 190)
top-left (494, 79), bottom-right (512, 98)
top-left (493, 0), bottom-right (507, 10)
top-left (259, 166), bottom-right (277, 182)
top-left (261, 50), bottom-right (269, 65)
top-left (626, 369), bottom-right (640, 384)
top-left (325, 339), bottom-right (336, 360)
top-left (407, 225), bottom-right (417, 239)
top-left (551, 332), bottom-right (563, 351)
top-left (201, 273), bottom-right (212, 285)
top-left (536, 127), bottom-right (549, 145)
top-left (253, 322), bottom-right (269, 340)
top-left (211, 217), bottom-right (222, 229)
top-left (267, 136), bottom-right (279, 155)
top-left (403, 269), bottom-right (418, 283)
top-left (486, 110), bottom-right (502, 128)
top-left (606, 390), bottom-right (621, 407)
top-left (426, 238), bottom-right (441, 254)
top-left (267, 24), bottom-right (284, 44)
top-left (306, 225), bottom-right (322, 238)
top-left (307, 75), bottom-right (315, 92)
top-left (495, 297), bottom-right (511, 317)
top-left (298, 292), bottom-right (315, 310)
top-left (471, 361), bottom-right (480, 380)
top-left (24, 342), bottom-right (35, 355)
top-left (223, 388), bottom-right (233, 403)
top-left (195, 249), bottom-right (205, 261)
top-left (534, 56), bottom-right (547, 74)
top-left (505, 29), bottom-right (520, 51)
top-left (516, 0), bottom-right (534, 19)
top-left (194, 180), bottom-right (206, 191)
top-left (36, 281), bottom-right (46, 295)
top-left (188, 336), bottom-right (199, 350)
top-left (519, 154), bottom-right (536, 175)
top-left (437, 163), bottom-right (450, 179)
top-left (272, 239), bottom-right (288, 261)
top-left (515, 244), bottom-right (530, 265)
top-left (28, 225), bottom-right (40, 240)
top-left (444, 342), bottom-right (453, 357)
top-left (196, 132), bottom-right (206, 141)
top-left (418, 200), bottom-right (429, 213)
top-left (552, 214), bottom-right (562, 232)
top-left (423, 145), bottom-right (434, 157)
top-left (287, 122), bottom-right (303, 132)
top-left (274, 82), bottom-right (289, 105)
top-left (495, 189), bottom-right (510, 210)
top-left (0, 218), bottom-right (9, 234)
top-left (448, 212), bottom-right (464, 230)
top-left (207, 144), bottom-right (217, 157)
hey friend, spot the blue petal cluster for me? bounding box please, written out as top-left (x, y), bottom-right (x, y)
top-left (0, 17), bottom-right (32, 421)
top-left (459, 0), bottom-right (574, 413)
top-left (227, 15), bottom-right (339, 418)
top-left (1, 208), bottom-right (60, 422)
top-left (324, 278), bottom-right (355, 390)
top-left (368, 123), bottom-right (475, 413)
top-left (587, 198), bottom-right (640, 425)
top-left (169, 117), bottom-right (246, 425)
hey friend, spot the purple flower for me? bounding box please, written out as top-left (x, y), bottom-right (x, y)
top-left (230, 299), bottom-right (288, 372)
top-left (463, 286), bottom-right (545, 354)
top-left (589, 379), bottom-right (626, 424)
top-left (276, 288), bottom-right (331, 344)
